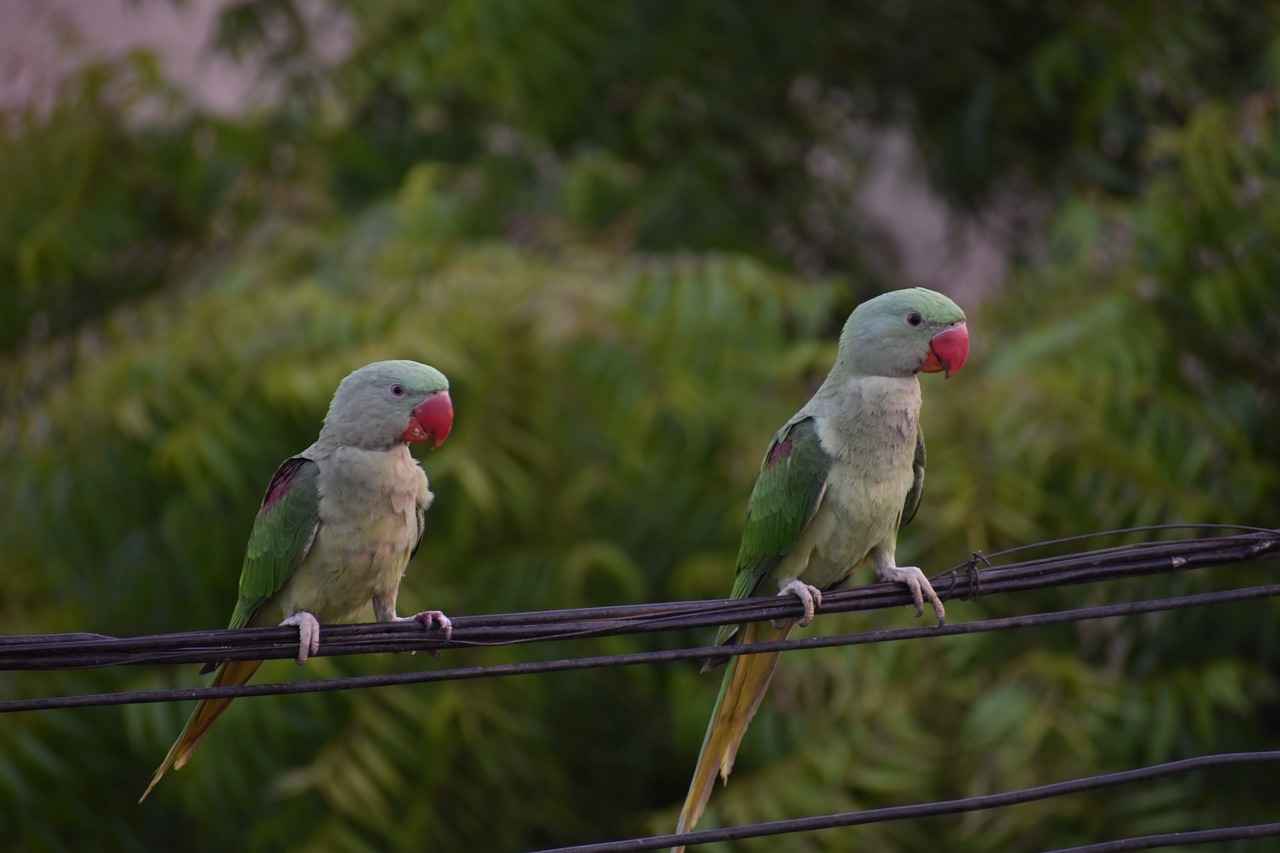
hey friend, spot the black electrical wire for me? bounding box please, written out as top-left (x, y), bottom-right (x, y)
top-left (3, 527), bottom-right (1276, 673)
top-left (530, 752), bottom-right (1280, 852)
top-left (2, 582), bottom-right (1278, 714)
top-left (1047, 822), bottom-right (1280, 852)
top-left (3, 525), bottom-right (1278, 853)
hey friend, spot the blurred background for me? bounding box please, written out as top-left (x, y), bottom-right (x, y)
top-left (2, 1), bottom-right (1278, 850)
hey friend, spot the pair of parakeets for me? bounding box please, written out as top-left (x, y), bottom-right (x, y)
top-left (140, 287), bottom-right (970, 846)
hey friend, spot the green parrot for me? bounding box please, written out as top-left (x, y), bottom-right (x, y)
top-left (674, 288), bottom-right (969, 844)
top-left (140, 360), bottom-right (455, 801)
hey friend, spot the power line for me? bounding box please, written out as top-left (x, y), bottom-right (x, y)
top-left (1047, 822), bottom-right (1280, 852)
top-left (2, 581), bottom-right (1278, 714)
top-left (2, 525), bottom-right (1277, 851)
top-left (3, 582), bottom-right (1278, 713)
top-left (3, 527), bottom-right (1277, 675)
top-left (530, 752), bottom-right (1280, 852)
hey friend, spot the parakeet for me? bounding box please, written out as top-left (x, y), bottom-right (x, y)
top-left (674, 288), bottom-right (969, 845)
top-left (140, 360), bottom-right (455, 801)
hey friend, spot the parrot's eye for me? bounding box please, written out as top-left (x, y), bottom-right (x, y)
top-left (906, 312), bottom-right (923, 327)
top-left (389, 384), bottom-right (406, 397)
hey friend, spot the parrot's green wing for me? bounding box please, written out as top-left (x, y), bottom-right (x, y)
top-left (900, 426), bottom-right (926, 527)
top-left (728, 417), bottom-right (831, 603)
top-left (226, 455), bottom-right (322, 631)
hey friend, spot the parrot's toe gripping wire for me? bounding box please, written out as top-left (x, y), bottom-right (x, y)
top-left (406, 610), bottom-right (453, 658)
top-left (280, 611), bottom-right (321, 665)
top-left (412, 610), bottom-right (453, 641)
top-left (777, 580), bottom-right (823, 627)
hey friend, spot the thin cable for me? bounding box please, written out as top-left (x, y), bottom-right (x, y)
top-left (943, 523), bottom-right (1279, 568)
top-left (1047, 823), bottom-right (1280, 852)
top-left (3, 529), bottom-right (1276, 671)
top-left (4, 527), bottom-right (1278, 853)
top-left (531, 752), bottom-right (1280, 852)
top-left (3, 582), bottom-right (1277, 714)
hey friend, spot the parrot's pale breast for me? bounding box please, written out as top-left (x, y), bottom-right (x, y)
top-left (266, 444), bottom-right (430, 624)
top-left (776, 375), bottom-right (921, 591)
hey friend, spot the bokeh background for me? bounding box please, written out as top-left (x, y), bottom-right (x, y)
top-left (2, 1), bottom-right (1279, 850)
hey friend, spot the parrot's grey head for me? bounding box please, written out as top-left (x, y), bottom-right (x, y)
top-left (837, 287), bottom-right (969, 379)
top-left (321, 360), bottom-right (453, 451)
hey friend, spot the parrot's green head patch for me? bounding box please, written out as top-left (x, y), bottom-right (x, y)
top-left (838, 287), bottom-right (969, 379)
top-left (323, 360), bottom-right (453, 450)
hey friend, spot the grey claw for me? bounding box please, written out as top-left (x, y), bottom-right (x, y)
top-left (413, 610), bottom-right (453, 641)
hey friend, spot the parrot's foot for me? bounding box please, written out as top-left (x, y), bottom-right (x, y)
top-left (395, 610), bottom-right (453, 657)
top-left (409, 610), bottom-right (453, 641)
top-left (777, 579), bottom-right (823, 627)
top-left (875, 564), bottom-right (946, 626)
top-left (386, 607), bottom-right (453, 653)
top-left (281, 611), bottom-right (321, 665)
top-left (407, 604), bottom-right (453, 655)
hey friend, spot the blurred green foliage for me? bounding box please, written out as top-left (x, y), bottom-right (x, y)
top-left (211, 0), bottom-right (1280, 264)
top-left (1, 1), bottom-right (1279, 851)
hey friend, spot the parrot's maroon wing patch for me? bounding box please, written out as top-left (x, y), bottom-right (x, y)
top-left (766, 419), bottom-right (814, 469)
top-left (766, 437), bottom-right (793, 468)
top-left (261, 456), bottom-right (310, 510)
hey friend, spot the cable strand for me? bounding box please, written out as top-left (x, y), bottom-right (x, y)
top-left (532, 752), bottom-right (1280, 852)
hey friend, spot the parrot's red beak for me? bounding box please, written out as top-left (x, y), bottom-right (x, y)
top-left (918, 321), bottom-right (969, 378)
top-left (401, 390), bottom-right (453, 448)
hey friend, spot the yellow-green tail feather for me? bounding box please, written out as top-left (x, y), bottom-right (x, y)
top-left (673, 620), bottom-right (793, 851)
top-left (138, 658), bottom-right (263, 802)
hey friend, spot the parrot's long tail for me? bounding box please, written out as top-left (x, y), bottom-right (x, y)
top-left (138, 658), bottom-right (263, 802)
top-left (673, 620), bottom-right (793, 852)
